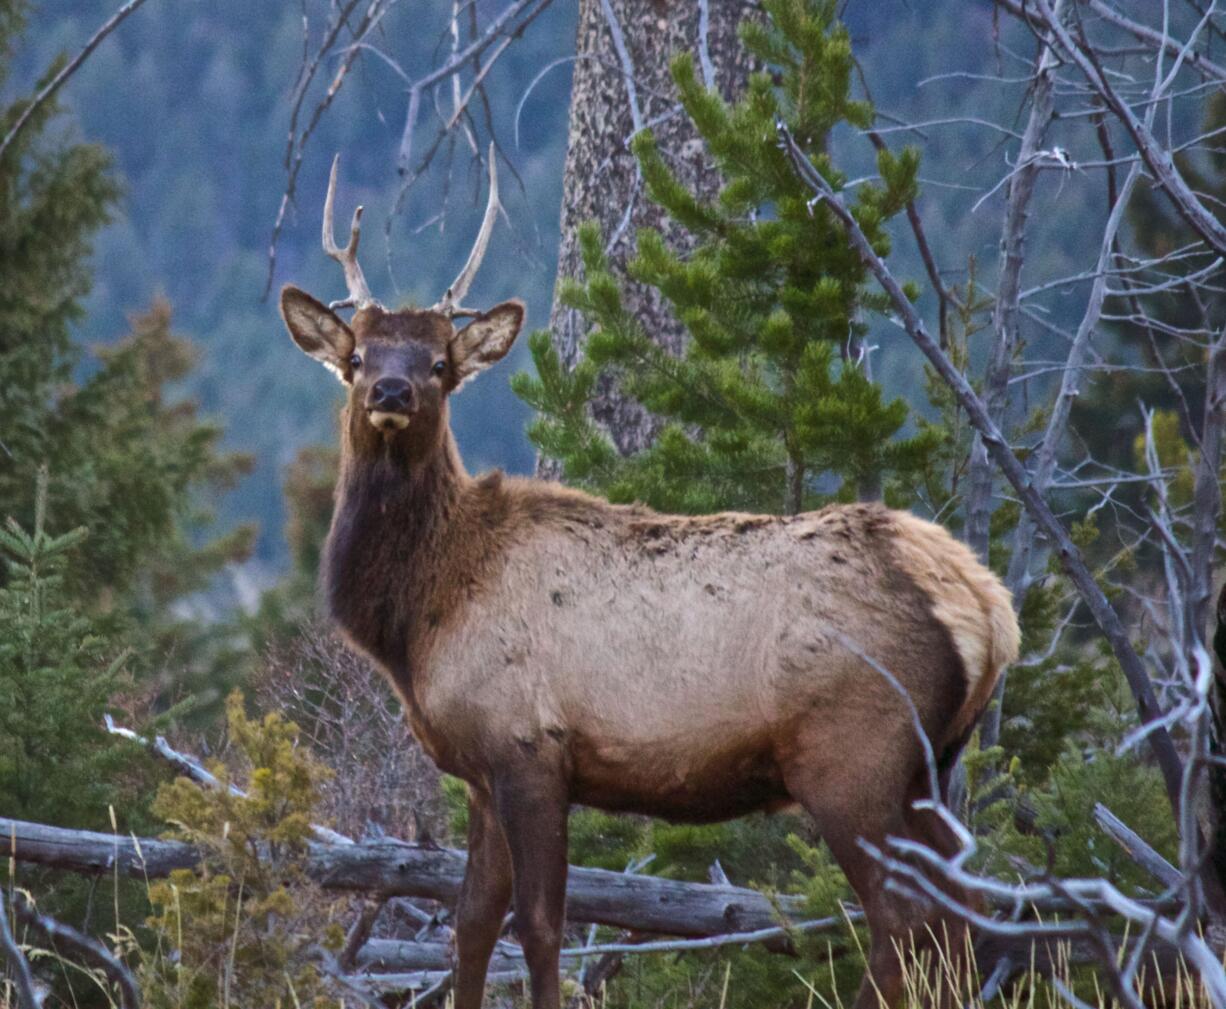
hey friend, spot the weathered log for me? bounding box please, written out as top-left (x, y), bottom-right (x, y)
top-left (1, 817), bottom-right (199, 878)
top-left (356, 938), bottom-right (520, 974)
top-left (353, 969), bottom-right (526, 995)
top-left (1, 817), bottom-right (803, 937)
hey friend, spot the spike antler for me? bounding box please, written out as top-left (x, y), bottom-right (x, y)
top-left (322, 155), bottom-right (380, 311)
top-left (434, 144), bottom-right (502, 318)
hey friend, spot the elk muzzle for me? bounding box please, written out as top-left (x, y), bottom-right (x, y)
top-left (367, 377), bottom-right (415, 430)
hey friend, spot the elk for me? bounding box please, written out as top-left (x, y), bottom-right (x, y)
top-left (279, 152), bottom-right (1020, 1009)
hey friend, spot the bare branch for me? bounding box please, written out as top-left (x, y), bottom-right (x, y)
top-left (997, 0), bottom-right (1226, 83)
top-left (778, 121), bottom-right (1187, 815)
top-left (966, 0), bottom-right (1064, 578)
top-left (396, 0), bottom-right (552, 173)
top-left (104, 715), bottom-right (355, 847)
top-left (0, 0), bottom-right (152, 164)
top-left (12, 893), bottom-right (141, 1009)
top-left (1, 890), bottom-right (42, 1009)
top-left (1031, 0), bottom-right (1226, 258)
top-left (1093, 803), bottom-right (1183, 891)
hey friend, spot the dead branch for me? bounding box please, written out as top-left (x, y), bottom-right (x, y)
top-left (11, 893), bottom-right (140, 1009)
top-left (1030, 0), bottom-right (1226, 259)
top-left (1, 889), bottom-right (42, 1009)
top-left (103, 715), bottom-right (355, 847)
top-left (1094, 803), bottom-right (1183, 891)
top-left (356, 937), bottom-right (519, 973)
top-left (964, 0), bottom-right (1064, 584)
top-left (779, 121), bottom-right (1188, 818)
top-left (0, 0), bottom-right (153, 164)
top-left (395, 0), bottom-right (551, 173)
top-left (995, 0), bottom-right (1226, 84)
top-left (872, 834), bottom-right (1226, 1009)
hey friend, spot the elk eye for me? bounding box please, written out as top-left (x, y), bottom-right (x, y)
top-left (349, 353), bottom-right (362, 370)
top-left (432, 360), bottom-right (447, 377)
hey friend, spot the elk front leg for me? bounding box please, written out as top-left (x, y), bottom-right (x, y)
top-left (494, 768), bottom-right (569, 1009)
top-left (453, 786), bottom-right (513, 1009)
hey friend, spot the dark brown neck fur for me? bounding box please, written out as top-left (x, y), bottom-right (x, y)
top-left (323, 402), bottom-right (472, 679)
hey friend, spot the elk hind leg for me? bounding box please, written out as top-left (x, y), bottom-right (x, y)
top-left (782, 746), bottom-right (931, 1009)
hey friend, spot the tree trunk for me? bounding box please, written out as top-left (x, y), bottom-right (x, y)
top-left (543, 0), bottom-right (757, 470)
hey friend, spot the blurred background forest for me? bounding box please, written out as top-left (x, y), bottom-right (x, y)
top-left (5, 0), bottom-right (1028, 580)
top-left (4, 0), bottom-right (1226, 1006)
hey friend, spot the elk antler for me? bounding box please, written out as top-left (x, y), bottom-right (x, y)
top-left (323, 155), bottom-right (379, 311)
top-left (434, 144), bottom-right (502, 318)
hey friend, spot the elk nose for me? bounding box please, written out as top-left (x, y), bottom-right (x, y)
top-left (369, 377), bottom-right (415, 413)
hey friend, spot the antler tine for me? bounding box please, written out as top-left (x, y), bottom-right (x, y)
top-left (322, 154), bottom-right (379, 311)
top-left (436, 143), bottom-right (501, 317)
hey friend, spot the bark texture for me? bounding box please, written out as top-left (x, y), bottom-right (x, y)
top-left (0, 816), bottom-right (804, 936)
top-left (544, 0), bottom-right (758, 467)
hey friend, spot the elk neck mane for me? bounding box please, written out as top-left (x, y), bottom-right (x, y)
top-left (324, 401), bottom-right (461, 674)
top-left (320, 403), bottom-right (609, 688)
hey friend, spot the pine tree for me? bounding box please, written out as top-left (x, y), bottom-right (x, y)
top-left (45, 299), bottom-right (255, 614)
top-left (0, 471), bottom-right (146, 828)
top-left (0, 0), bottom-right (118, 504)
top-left (2, 5), bottom-right (253, 706)
top-left (511, 5), bottom-right (940, 1006)
top-left (515, 0), bottom-right (938, 515)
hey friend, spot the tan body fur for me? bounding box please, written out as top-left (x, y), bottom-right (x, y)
top-left (282, 233), bottom-right (1019, 1009)
top-left (401, 475), bottom-right (1014, 822)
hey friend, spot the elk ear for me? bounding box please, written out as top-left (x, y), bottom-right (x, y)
top-left (450, 300), bottom-right (525, 386)
top-left (280, 285), bottom-right (355, 378)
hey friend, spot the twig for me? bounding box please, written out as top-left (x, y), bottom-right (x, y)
top-left (549, 914), bottom-right (857, 958)
top-left (965, 0), bottom-right (1063, 581)
top-left (0, 890), bottom-right (42, 1009)
top-left (337, 897), bottom-right (385, 972)
top-left (103, 716), bottom-right (354, 846)
top-left (396, 0), bottom-right (551, 172)
top-left (0, 0), bottom-right (152, 164)
top-left (697, 0), bottom-right (716, 91)
top-left (778, 120), bottom-right (1188, 816)
top-left (1031, 0), bottom-right (1226, 258)
top-left (866, 130), bottom-right (962, 350)
top-left (12, 893), bottom-right (140, 1009)
top-left (996, 0), bottom-right (1226, 83)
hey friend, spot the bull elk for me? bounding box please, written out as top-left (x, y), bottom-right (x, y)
top-left (279, 152), bottom-right (1020, 1009)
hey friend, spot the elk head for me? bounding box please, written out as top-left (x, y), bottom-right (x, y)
top-left (280, 149), bottom-right (524, 462)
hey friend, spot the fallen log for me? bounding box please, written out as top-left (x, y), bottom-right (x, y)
top-left (356, 938), bottom-right (519, 973)
top-left (1, 816), bottom-right (803, 937)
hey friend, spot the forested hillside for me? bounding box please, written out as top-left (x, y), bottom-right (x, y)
top-left (7, 0), bottom-right (1086, 575)
top-left (4, 1), bottom-right (1225, 1007)
top-left (7, 0), bottom-right (578, 570)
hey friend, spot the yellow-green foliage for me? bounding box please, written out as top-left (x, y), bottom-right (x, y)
top-left (1133, 409), bottom-right (1196, 506)
top-left (141, 692), bottom-right (344, 1009)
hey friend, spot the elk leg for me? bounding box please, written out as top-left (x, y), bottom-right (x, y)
top-left (493, 769), bottom-right (569, 1009)
top-left (453, 786), bottom-right (513, 1009)
top-left (782, 748), bottom-right (923, 1009)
